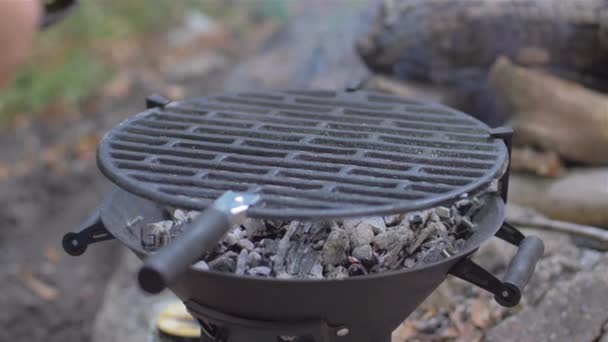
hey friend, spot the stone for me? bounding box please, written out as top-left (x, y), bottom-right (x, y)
top-left (322, 229), bottom-right (350, 266)
top-left (309, 263), bottom-right (323, 279)
top-left (346, 223), bottom-right (374, 248)
top-left (352, 245), bottom-right (373, 262)
top-left (486, 256), bottom-right (608, 342)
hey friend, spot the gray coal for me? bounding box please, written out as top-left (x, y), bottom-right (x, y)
top-left (143, 194), bottom-right (491, 279)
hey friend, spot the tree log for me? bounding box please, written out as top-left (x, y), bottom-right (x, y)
top-left (489, 57), bottom-right (608, 165)
top-left (357, 0), bottom-right (608, 89)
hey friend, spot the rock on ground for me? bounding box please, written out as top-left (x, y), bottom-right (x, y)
top-left (92, 250), bottom-right (178, 342)
top-left (485, 255), bottom-right (608, 342)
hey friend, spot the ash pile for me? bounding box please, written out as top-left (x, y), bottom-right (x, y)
top-left (143, 193), bottom-right (489, 280)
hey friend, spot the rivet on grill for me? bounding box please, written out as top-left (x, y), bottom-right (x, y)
top-left (336, 327), bottom-right (350, 337)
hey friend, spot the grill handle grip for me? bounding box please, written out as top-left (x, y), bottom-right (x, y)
top-left (138, 206), bottom-right (233, 294)
top-left (450, 225), bottom-right (544, 307)
top-left (499, 236), bottom-right (544, 303)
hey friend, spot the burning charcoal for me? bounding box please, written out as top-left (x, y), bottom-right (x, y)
top-left (373, 226), bottom-right (413, 251)
top-left (312, 239), bottom-right (325, 250)
top-left (407, 212), bottom-right (428, 229)
top-left (236, 250), bottom-right (249, 275)
top-left (383, 214), bottom-right (404, 227)
top-left (346, 222), bottom-right (374, 248)
top-left (295, 250), bottom-right (321, 277)
top-left (208, 252), bottom-right (237, 272)
top-left (247, 266), bottom-right (272, 277)
top-left (272, 221), bottom-right (300, 275)
top-left (308, 263), bottom-right (323, 279)
top-left (403, 258), bottom-right (416, 268)
top-left (451, 239), bottom-right (466, 253)
top-left (341, 218), bottom-right (361, 231)
top-left (366, 217), bottom-right (387, 234)
top-left (326, 265), bottom-right (349, 279)
top-left (348, 263), bottom-right (368, 276)
top-left (406, 225), bottom-right (437, 255)
top-left (260, 238), bottom-right (279, 257)
top-left (428, 212), bottom-right (440, 223)
top-left (352, 245), bottom-right (373, 263)
top-left (420, 244), bottom-right (447, 264)
top-left (379, 248), bottom-right (404, 270)
top-left (247, 251), bottom-right (262, 267)
top-left (237, 238), bottom-right (255, 251)
top-left (243, 218), bottom-right (267, 238)
top-left (173, 209), bottom-right (188, 224)
top-left (435, 206), bottom-right (451, 220)
top-left (186, 211), bottom-right (200, 222)
top-left (455, 199), bottom-right (472, 214)
top-left (141, 221), bottom-right (172, 250)
top-left (192, 260), bottom-right (209, 272)
top-left (222, 233), bottom-right (238, 247)
top-left (322, 228), bottom-right (350, 266)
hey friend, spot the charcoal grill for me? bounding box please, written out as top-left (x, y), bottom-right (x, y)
top-left (63, 89), bottom-right (543, 342)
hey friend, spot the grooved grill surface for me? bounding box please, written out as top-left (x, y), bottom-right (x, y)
top-left (97, 90), bottom-right (508, 219)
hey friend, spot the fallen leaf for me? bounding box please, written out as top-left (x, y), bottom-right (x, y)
top-left (43, 245), bottom-right (61, 264)
top-left (0, 164), bottom-right (12, 182)
top-left (18, 269), bottom-right (59, 301)
top-left (164, 84), bottom-right (187, 100)
top-left (392, 320), bottom-right (417, 342)
top-left (470, 296), bottom-right (492, 329)
top-left (102, 74), bottom-right (132, 99)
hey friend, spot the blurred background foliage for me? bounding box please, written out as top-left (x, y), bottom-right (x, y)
top-left (0, 0), bottom-right (288, 121)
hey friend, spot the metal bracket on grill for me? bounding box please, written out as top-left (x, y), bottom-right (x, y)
top-left (62, 208), bottom-right (114, 256)
top-left (489, 126), bottom-right (513, 202)
top-left (186, 300), bottom-right (341, 342)
top-left (146, 94), bottom-right (172, 109)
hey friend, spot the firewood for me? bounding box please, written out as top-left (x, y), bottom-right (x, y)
top-left (357, 0), bottom-right (608, 87)
top-left (489, 57), bottom-right (608, 165)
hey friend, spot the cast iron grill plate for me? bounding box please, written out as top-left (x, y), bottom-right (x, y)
top-left (97, 90), bottom-right (508, 219)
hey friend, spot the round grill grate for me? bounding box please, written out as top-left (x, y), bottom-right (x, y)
top-left (97, 90), bottom-right (508, 219)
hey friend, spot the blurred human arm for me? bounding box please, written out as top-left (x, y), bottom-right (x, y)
top-left (0, 1), bottom-right (41, 88)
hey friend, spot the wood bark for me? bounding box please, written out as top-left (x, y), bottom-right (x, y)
top-left (357, 0), bottom-right (608, 89)
top-left (489, 57), bottom-right (608, 165)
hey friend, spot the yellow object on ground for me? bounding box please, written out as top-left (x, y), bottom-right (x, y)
top-left (156, 301), bottom-right (201, 338)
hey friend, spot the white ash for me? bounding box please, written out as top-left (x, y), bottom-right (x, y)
top-left (143, 195), bottom-right (491, 279)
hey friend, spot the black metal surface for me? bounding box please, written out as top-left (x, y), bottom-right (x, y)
top-left (91, 188), bottom-right (505, 342)
top-left (97, 90), bottom-right (508, 219)
top-left (139, 206), bottom-right (234, 294)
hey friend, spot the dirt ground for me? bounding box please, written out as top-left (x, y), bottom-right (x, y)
top-left (0, 16), bottom-right (244, 342)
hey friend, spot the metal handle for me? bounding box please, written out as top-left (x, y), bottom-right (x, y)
top-left (498, 235), bottom-right (544, 305)
top-left (449, 223), bottom-right (544, 307)
top-left (138, 192), bottom-right (260, 294)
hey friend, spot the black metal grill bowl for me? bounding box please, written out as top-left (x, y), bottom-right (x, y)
top-left (63, 90), bottom-right (544, 342)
